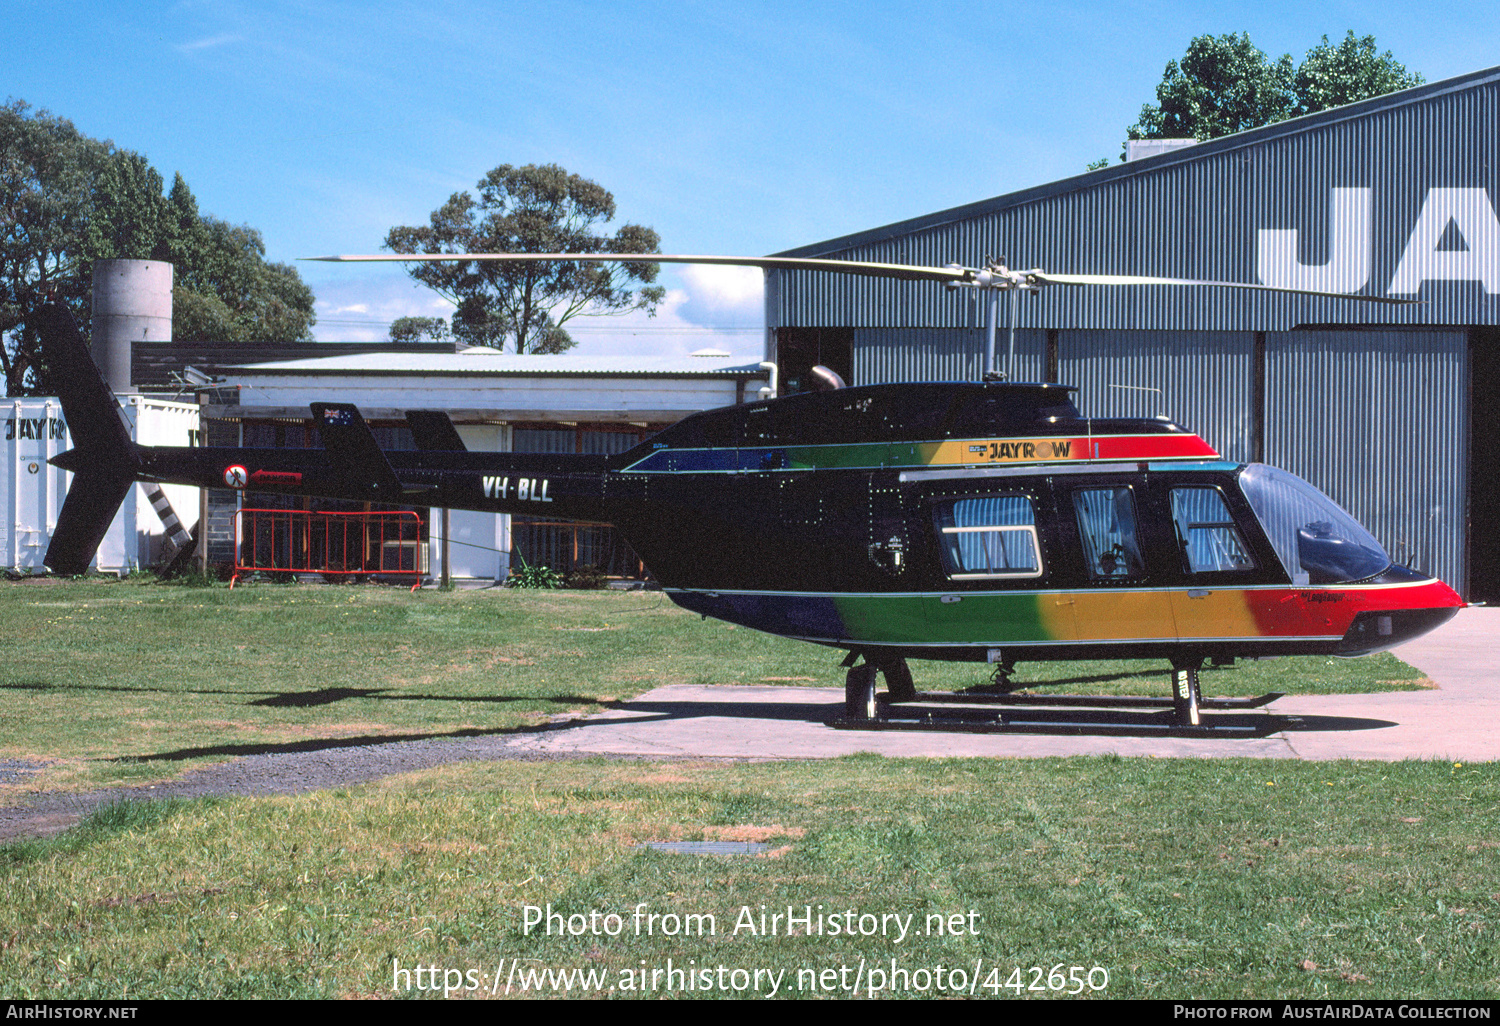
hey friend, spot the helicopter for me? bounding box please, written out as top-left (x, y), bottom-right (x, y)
top-left (36, 253), bottom-right (1464, 729)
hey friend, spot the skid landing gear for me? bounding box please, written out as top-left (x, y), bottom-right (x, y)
top-left (1171, 660), bottom-right (1204, 727)
top-left (834, 654), bottom-right (1281, 736)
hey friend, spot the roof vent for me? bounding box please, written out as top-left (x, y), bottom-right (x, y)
top-left (1126, 138), bottom-right (1198, 162)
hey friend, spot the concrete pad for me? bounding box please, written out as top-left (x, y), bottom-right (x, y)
top-left (514, 607), bottom-right (1500, 763)
top-left (4, 608), bottom-right (1490, 843)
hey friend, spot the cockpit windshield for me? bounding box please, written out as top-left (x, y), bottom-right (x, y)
top-left (1237, 464), bottom-right (1390, 585)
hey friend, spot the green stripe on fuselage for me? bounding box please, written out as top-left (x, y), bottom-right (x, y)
top-left (785, 442), bottom-right (901, 470)
top-left (830, 592), bottom-right (1055, 645)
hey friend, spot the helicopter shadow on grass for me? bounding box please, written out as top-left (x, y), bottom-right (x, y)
top-left (1, 679), bottom-right (619, 762)
top-left (0, 679), bottom-right (588, 707)
top-left (571, 685), bottom-right (1401, 740)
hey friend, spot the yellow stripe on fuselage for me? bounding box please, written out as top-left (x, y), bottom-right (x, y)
top-left (1068, 590), bottom-right (1175, 640)
top-left (1167, 588), bottom-right (1265, 641)
top-left (921, 438), bottom-right (1079, 465)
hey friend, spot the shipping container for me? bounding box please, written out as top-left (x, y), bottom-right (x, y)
top-left (1, 396), bottom-right (200, 572)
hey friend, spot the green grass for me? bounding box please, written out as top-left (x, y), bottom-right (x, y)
top-left (0, 578), bottom-right (1480, 1000)
top-left (0, 578), bottom-right (1429, 792)
top-left (1, 758), bottom-right (1494, 999)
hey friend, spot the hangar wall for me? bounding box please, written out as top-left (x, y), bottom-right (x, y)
top-left (768, 67), bottom-right (1500, 597)
top-left (771, 67), bottom-right (1500, 332)
top-left (1265, 328), bottom-right (1468, 591)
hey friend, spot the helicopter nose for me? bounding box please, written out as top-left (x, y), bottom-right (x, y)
top-left (1338, 595), bottom-right (1463, 654)
top-left (1432, 578), bottom-right (1466, 609)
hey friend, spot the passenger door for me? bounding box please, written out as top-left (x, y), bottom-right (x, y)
top-left (1062, 481), bottom-right (1176, 645)
top-left (923, 486), bottom-right (1076, 645)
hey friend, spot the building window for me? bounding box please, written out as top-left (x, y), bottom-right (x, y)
top-left (511, 425), bottom-right (649, 577)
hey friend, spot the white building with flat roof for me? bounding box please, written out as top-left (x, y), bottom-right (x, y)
top-left (198, 349), bottom-right (769, 581)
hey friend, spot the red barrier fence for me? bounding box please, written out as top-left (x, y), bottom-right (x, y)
top-left (233, 508), bottom-right (426, 589)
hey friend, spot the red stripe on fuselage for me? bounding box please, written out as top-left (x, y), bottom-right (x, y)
top-left (1245, 579), bottom-right (1464, 637)
top-left (1089, 434), bottom-right (1220, 461)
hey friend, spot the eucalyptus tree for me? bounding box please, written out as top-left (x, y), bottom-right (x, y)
top-left (385, 163), bottom-right (664, 354)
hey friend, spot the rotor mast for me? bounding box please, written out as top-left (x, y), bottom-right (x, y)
top-left (944, 258), bottom-right (1042, 381)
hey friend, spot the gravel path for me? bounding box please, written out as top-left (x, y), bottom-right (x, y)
top-left (0, 719), bottom-right (610, 843)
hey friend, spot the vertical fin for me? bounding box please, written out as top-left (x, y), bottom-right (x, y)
top-left (310, 402), bottom-right (403, 496)
top-left (405, 410), bottom-right (467, 451)
top-left (36, 303), bottom-right (142, 575)
top-left (36, 303), bottom-right (134, 458)
top-left (45, 471), bottom-right (135, 575)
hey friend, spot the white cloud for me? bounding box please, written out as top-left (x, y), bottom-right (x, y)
top-left (563, 268), bottom-right (766, 360)
top-left (676, 264), bottom-right (765, 314)
top-left (305, 266), bottom-right (765, 359)
top-left (176, 33), bottom-right (242, 52)
top-left (310, 271), bottom-right (455, 343)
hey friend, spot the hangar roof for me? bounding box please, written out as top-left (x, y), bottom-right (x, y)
top-left (776, 64), bottom-right (1500, 261)
top-left (201, 351), bottom-right (768, 423)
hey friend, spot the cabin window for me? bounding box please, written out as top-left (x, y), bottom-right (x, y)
top-left (1237, 464), bottom-right (1390, 585)
top-left (1170, 487), bottom-right (1256, 573)
top-left (1073, 487), bottom-right (1146, 579)
top-left (937, 495), bottom-right (1043, 579)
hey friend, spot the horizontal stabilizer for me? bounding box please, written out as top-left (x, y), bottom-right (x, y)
top-left (405, 410), bottom-right (467, 451)
top-left (310, 402), bottom-right (403, 497)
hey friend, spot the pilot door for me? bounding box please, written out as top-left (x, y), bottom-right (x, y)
top-left (1161, 482), bottom-right (1264, 644)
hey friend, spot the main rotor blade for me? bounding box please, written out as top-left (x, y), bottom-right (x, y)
top-left (1030, 271), bottom-right (1417, 305)
top-left (305, 253), bottom-right (1416, 304)
top-left (303, 252), bottom-right (969, 284)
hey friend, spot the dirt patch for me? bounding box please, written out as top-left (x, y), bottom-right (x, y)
top-left (0, 810), bottom-right (81, 843)
top-left (706, 824), bottom-right (806, 842)
top-left (0, 759), bottom-right (51, 785)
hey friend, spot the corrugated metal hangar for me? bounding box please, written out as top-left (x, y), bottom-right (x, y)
top-left (765, 65), bottom-right (1500, 601)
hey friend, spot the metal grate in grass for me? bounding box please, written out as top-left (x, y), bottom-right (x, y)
top-left (636, 840), bottom-right (772, 856)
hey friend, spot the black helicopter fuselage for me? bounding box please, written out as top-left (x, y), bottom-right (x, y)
top-left (53, 375), bottom-right (1461, 670)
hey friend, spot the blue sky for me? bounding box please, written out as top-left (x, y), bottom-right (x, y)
top-left (10, 0), bottom-right (1499, 356)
